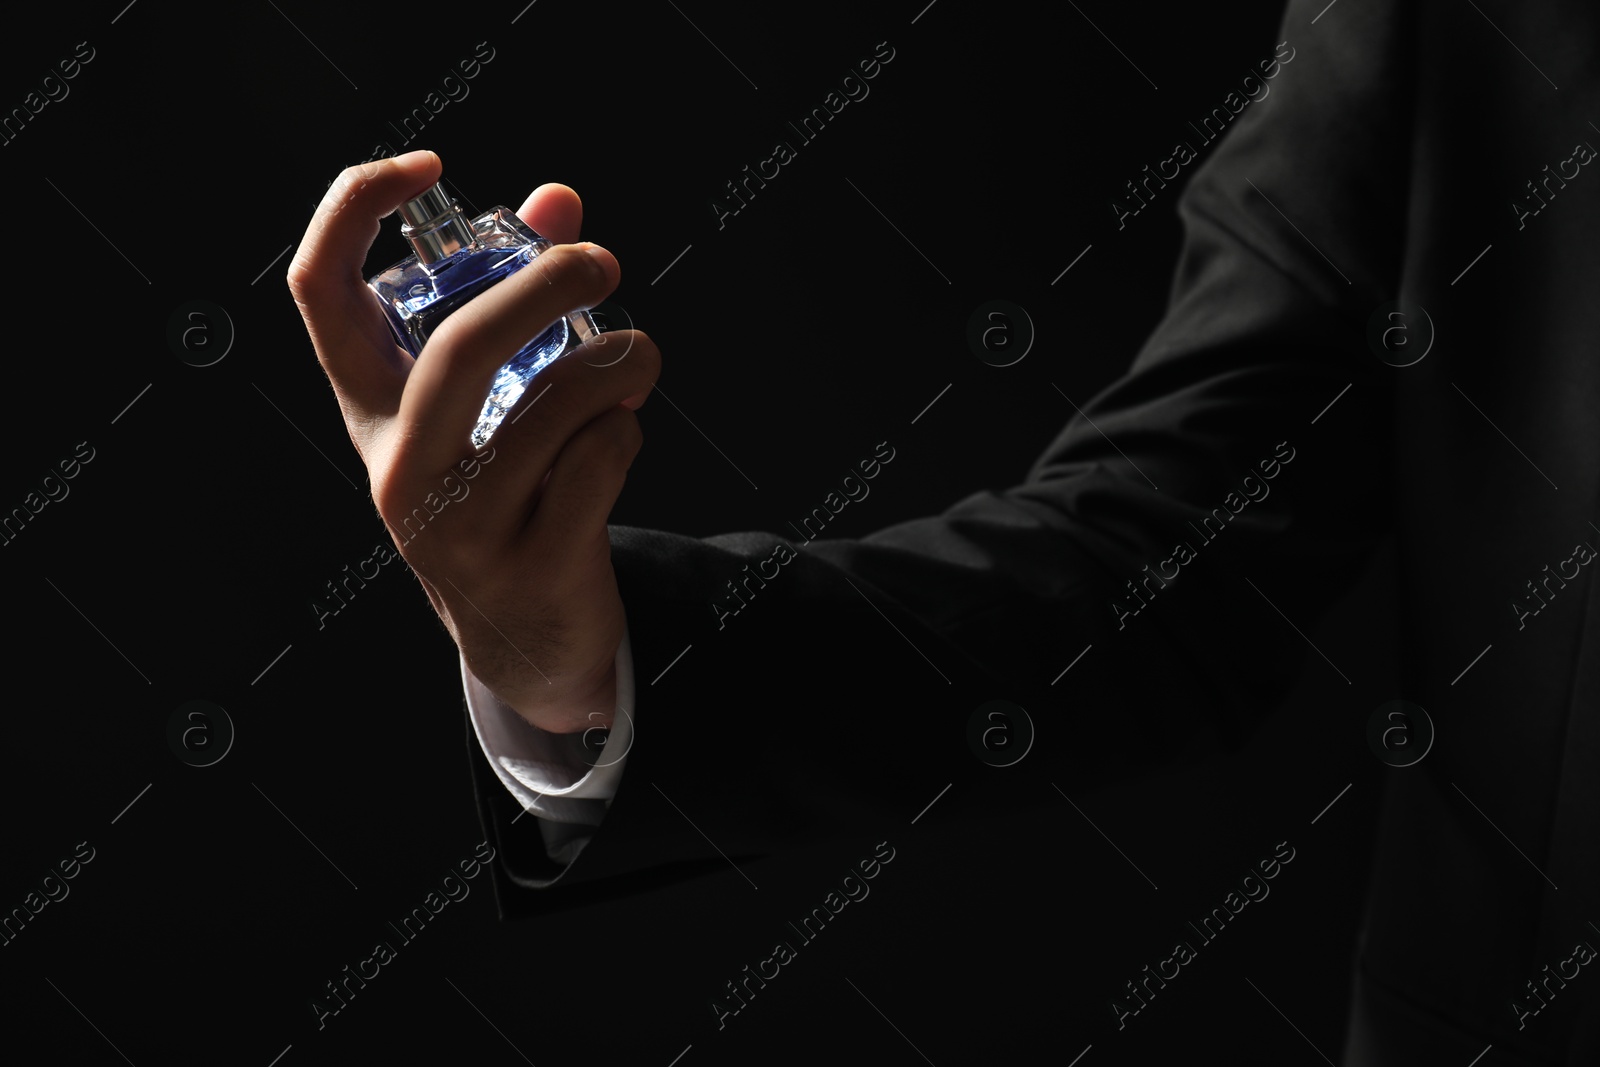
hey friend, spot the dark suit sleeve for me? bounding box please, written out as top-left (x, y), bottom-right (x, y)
top-left (474, 0), bottom-right (1413, 918)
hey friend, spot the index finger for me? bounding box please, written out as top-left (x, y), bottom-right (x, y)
top-left (286, 150), bottom-right (443, 423)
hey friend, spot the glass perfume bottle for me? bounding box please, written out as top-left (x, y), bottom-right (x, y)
top-left (367, 184), bottom-right (599, 447)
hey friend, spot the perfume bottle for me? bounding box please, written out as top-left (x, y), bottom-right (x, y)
top-left (368, 184), bottom-right (600, 447)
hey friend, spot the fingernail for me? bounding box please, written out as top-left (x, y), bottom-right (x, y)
top-left (392, 149), bottom-right (437, 168)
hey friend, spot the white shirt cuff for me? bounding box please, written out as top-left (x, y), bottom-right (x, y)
top-left (462, 628), bottom-right (635, 864)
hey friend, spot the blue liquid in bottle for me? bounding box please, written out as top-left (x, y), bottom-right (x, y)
top-left (369, 186), bottom-right (598, 447)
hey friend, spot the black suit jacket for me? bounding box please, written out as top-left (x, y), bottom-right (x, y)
top-left (473, 2), bottom-right (1600, 1061)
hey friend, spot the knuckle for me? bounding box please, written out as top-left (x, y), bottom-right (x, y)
top-left (422, 311), bottom-right (467, 355)
top-left (532, 243), bottom-right (607, 296)
top-left (330, 160), bottom-right (384, 201)
top-left (425, 306), bottom-right (497, 362)
top-left (284, 250), bottom-right (316, 301)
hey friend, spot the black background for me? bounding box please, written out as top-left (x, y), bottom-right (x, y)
top-left (0, 0), bottom-right (1402, 1063)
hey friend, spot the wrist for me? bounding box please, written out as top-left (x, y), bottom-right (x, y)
top-left (501, 657), bottom-right (617, 735)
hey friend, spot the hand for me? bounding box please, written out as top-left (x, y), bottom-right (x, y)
top-left (286, 150), bottom-right (659, 733)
